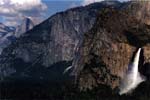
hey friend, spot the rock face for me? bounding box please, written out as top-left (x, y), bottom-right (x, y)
top-left (0, 23), bottom-right (16, 54)
top-left (72, 1), bottom-right (150, 91)
top-left (15, 18), bottom-right (34, 37)
top-left (0, 18), bottom-right (34, 55)
top-left (0, 23), bottom-right (15, 38)
top-left (0, 1), bottom-right (121, 80)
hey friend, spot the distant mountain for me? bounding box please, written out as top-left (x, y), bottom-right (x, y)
top-left (0, 18), bottom-right (34, 54)
top-left (0, 23), bottom-right (16, 53)
top-left (15, 18), bottom-right (34, 37)
top-left (0, 1), bottom-right (122, 81)
top-left (0, 23), bottom-right (15, 38)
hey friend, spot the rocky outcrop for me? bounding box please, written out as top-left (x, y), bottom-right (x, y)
top-left (0, 23), bottom-right (16, 54)
top-left (15, 17), bottom-right (34, 37)
top-left (0, 18), bottom-right (34, 55)
top-left (0, 1), bottom-right (121, 80)
top-left (0, 23), bottom-right (15, 37)
top-left (73, 1), bottom-right (150, 91)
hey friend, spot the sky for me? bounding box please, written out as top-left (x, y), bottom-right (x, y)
top-left (0, 0), bottom-right (129, 26)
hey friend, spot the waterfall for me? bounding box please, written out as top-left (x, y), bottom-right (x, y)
top-left (119, 48), bottom-right (146, 95)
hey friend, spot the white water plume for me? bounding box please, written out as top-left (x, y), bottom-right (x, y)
top-left (63, 66), bottom-right (72, 74)
top-left (119, 48), bottom-right (146, 95)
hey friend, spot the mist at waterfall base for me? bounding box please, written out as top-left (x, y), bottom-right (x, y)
top-left (119, 48), bottom-right (146, 95)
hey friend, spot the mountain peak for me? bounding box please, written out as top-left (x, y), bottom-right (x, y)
top-left (23, 17), bottom-right (34, 32)
top-left (15, 17), bottom-right (34, 37)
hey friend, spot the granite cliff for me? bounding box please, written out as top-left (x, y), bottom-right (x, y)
top-left (15, 17), bottom-right (34, 38)
top-left (0, 18), bottom-right (34, 55)
top-left (0, 1), bottom-right (121, 80)
top-left (1, 0), bottom-right (150, 99)
top-left (72, 1), bottom-right (150, 91)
